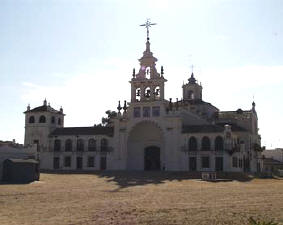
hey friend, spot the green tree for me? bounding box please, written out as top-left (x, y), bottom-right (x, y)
top-left (101, 110), bottom-right (117, 126)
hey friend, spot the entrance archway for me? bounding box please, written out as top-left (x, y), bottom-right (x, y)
top-left (144, 146), bottom-right (160, 170)
top-left (127, 121), bottom-right (163, 170)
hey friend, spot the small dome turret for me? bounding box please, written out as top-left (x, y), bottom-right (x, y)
top-left (188, 73), bottom-right (196, 84)
top-left (182, 71), bottom-right (202, 101)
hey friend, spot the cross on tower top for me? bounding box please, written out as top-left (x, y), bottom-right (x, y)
top-left (140, 19), bottom-right (157, 41)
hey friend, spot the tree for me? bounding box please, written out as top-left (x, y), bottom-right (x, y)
top-left (101, 110), bottom-right (117, 126)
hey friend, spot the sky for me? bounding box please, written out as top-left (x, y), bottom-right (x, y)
top-left (0, 0), bottom-right (283, 148)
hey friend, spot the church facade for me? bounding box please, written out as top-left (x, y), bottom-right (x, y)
top-left (23, 35), bottom-right (263, 172)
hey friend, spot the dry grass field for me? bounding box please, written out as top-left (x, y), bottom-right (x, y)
top-left (1, 172), bottom-right (283, 225)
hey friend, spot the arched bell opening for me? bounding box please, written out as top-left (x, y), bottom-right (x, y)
top-left (135, 88), bottom-right (141, 101)
top-left (154, 86), bottom-right (160, 100)
top-left (144, 87), bottom-right (151, 99)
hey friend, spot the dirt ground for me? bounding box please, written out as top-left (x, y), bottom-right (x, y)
top-left (0, 172), bottom-right (283, 225)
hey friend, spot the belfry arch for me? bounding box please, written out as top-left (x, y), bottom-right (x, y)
top-left (127, 121), bottom-right (164, 170)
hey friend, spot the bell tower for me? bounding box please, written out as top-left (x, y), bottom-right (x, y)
top-left (130, 20), bottom-right (167, 103)
top-left (182, 72), bottom-right (202, 101)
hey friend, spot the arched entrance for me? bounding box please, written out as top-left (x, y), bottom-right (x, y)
top-left (127, 121), bottom-right (163, 170)
top-left (144, 146), bottom-right (160, 170)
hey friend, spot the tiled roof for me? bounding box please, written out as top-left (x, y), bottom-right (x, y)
top-left (24, 105), bottom-right (62, 114)
top-left (216, 123), bottom-right (247, 132)
top-left (263, 158), bottom-right (283, 165)
top-left (182, 123), bottom-right (247, 134)
top-left (6, 158), bottom-right (39, 164)
top-left (50, 126), bottom-right (114, 137)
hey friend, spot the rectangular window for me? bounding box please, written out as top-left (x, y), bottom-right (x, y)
top-left (232, 157), bottom-right (238, 168)
top-left (64, 156), bottom-right (71, 167)
top-left (152, 106), bottom-right (160, 117)
top-left (143, 107), bottom-right (150, 117)
top-left (53, 157), bottom-right (60, 169)
top-left (201, 156), bottom-right (210, 168)
top-left (33, 140), bottom-right (39, 152)
top-left (134, 107), bottom-right (141, 118)
top-left (239, 159), bottom-right (243, 168)
top-left (88, 156), bottom-right (95, 167)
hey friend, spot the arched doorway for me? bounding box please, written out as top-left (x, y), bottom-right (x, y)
top-left (144, 146), bottom-right (160, 170)
top-left (127, 121), bottom-right (163, 170)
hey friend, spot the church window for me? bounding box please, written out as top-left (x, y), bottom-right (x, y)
top-left (58, 118), bottom-right (61, 125)
top-left (201, 156), bottom-right (210, 168)
top-left (232, 157), bottom-right (238, 168)
top-left (64, 156), bottom-right (71, 167)
top-left (77, 139), bottom-right (84, 152)
top-left (152, 106), bottom-right (160, 117)
top-left (65, 139), bottom-right (72, 152)
top-left (143, 107), bottom-right (150, 117)
top-left (51, 116), bottom-right (55, 124)
top-left (188, 137), bottom-right (198, 151)
top-left (101, 138), bottom-right (108, 152)
top-left (144, 87), bottom-right (151, 99)
top-left (29, 116), bottom-right (35, 123)
top-left (88, 139), bottom-right (97, 151)
top-left (215, 136), bottom-right (224, 151)
top-left (134, 107), bottom-right (141, 118)
top-left (201, 136), bottom-right (211, 151)
top-left (39, 115), bottom-right (46, 123)
top-left (54, 139), bottom-right (61, 152)
top-left (87, 156), bottom-right (95, 167)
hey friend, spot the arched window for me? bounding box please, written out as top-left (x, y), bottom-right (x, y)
top-left (188, 137), bottom-right (198, 151)
top-left (29, 116), bottom-right (35, 123)
top-left (51, 116), bottom-right (55, 124)
top-left (88, 139), bottom-right (96, 151)
top-left (65, 139), bottom-right (72, 152)
top-left (101, 138), bottom-right (108, 152)
top-left (201, 136), bottom-right (211, 151)
top-left (54, 139), bottom-right (61, 152)
top-left (58, 118), bottom-right (61, 125)
top-left (215, 136), bottom-right (224, 151)
top-left (39, 115), bottom-right (46, 123)
top-left (77, 139), bottom-right (84, 152)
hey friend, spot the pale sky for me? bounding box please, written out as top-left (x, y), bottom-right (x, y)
top-left (0, 0), bottom-right (283, 148)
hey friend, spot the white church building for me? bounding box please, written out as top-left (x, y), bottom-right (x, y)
top-left (23, 24), bottom-right (263, 173)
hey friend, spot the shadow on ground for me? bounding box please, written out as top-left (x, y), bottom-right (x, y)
top-left (94, 171), bottom-right (254, 189)
top-left (41, 170), bottom-right (256, 189)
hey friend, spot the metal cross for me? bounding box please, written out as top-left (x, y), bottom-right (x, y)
top-left (140, 19), bottom-right (157, 40)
